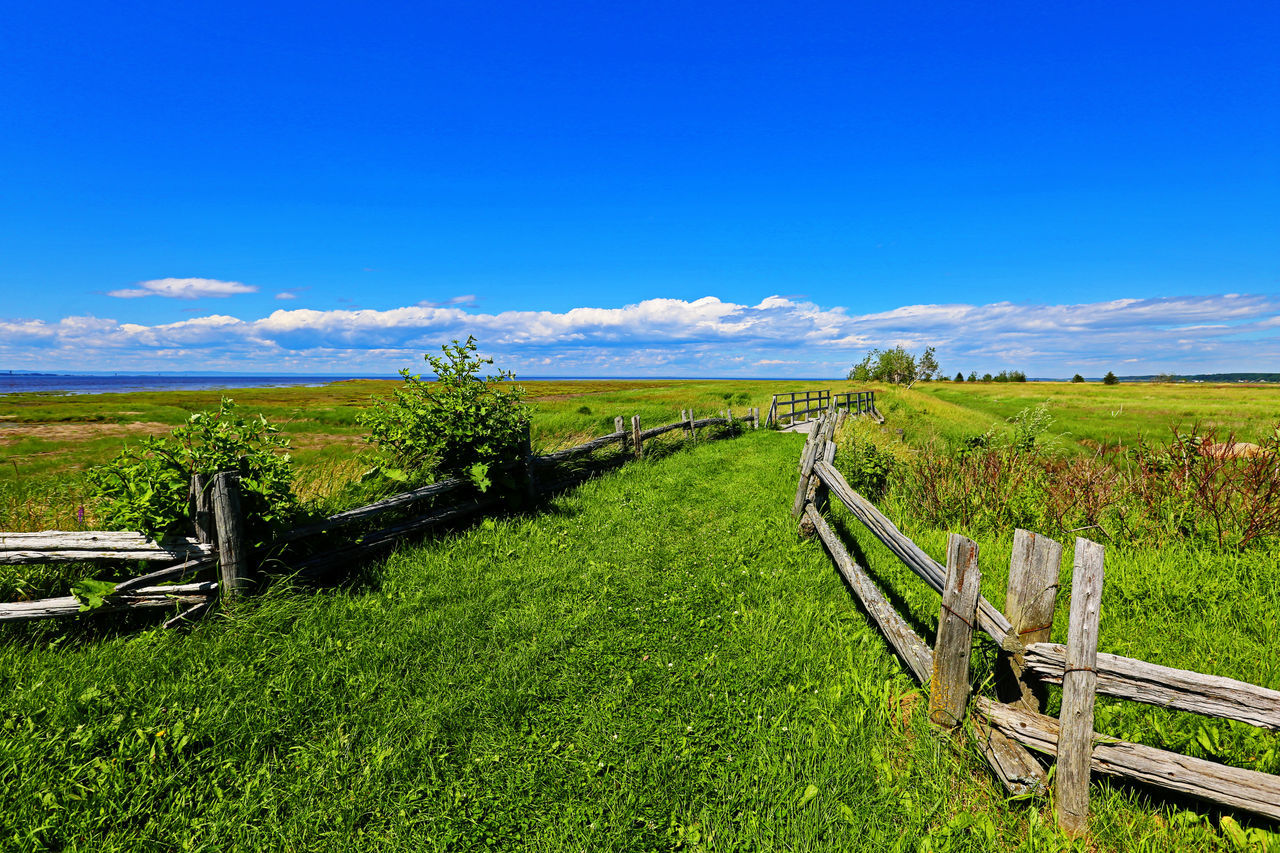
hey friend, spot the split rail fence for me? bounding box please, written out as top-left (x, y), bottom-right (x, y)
top-left (0, 407), bottom-right (759, 626)
top-left (793, 410), bottom-right (1280, 834)
top-left (765, 389), bottom-right (881, 428)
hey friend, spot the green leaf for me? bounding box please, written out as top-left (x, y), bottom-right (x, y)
top-left (71, 578), bottom-right (118, 612)
top-left (796, 783), bottom-right (819, 808)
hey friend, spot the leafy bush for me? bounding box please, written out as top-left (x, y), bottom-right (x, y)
top-left (834, 419), bottom-right (902, 499)
top-left (87, 399), bottom-right (298, 540)
top-left (358, 337), bottom-right (529, 492)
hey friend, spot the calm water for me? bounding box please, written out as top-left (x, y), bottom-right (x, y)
top-left (0, 373), bottom-right (392, 395)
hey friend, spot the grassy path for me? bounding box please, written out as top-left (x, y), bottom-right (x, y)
top-left (0, 431), bottom-right (1242, 851)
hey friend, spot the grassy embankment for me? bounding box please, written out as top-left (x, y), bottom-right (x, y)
top-left (4, 425), bottom-right (1258, 852)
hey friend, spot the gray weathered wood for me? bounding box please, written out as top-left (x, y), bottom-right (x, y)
top-left (0, 546), bottom-right (214, 565)
top-left (767, 396), bottom-right (778, 428)
top-left (536, 431), bottom-right (626, 463)
top-left (999, 529), bottom-right (1063, 711)
top-left (274, 475), bottom-right (474, 543)
top-left (521, 422), bottom-right (538, 502)
top-left (803, 504), bottom-right (933, 683)
top-left (114, 557), bottom-right (216, 593)
top-left (211, 471), bottom-right (250, 600)
top-left (1056, 537), bottom-right (1105, 836)
top-left (615, 415), bottom-right (627, 452)
top-left (639, 421), bottom-right (686, 441)
top-left (792, 414), bottom-right (827, 518)
top-left (1024, 644), bottom-right (1280, 731)
top-left (0, 531), bottom-right (211, 564)
top-left (0, 581), bottom-right (218, 622)
top-left (631, 415), bottom-right (643, 458)
top-left (929, 535), bottom-right (982, 728)
top-left (190, 473), bottom-right (213, 544)
top-left (977, 696), bottom-right (1280, 822)
top-left (811, 459), bottom-right (1019, 650)
top-left (969, 713), bottom-right (1048, 796)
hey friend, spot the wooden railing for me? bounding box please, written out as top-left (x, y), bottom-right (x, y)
top-left (765, 389), bottom-right (878, 428)
top-left (0, 407), bottom-right (759, 626)
top-left (793, 410), bottom-right (1280, 832)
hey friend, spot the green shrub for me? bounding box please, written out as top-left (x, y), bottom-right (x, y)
top-left (358, 337), bottom-right (529, 492)
top-left (87, 399), bottom-right (298, 540)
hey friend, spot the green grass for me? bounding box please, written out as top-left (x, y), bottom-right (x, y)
top-left (872, 380), bottom-right (1280, 455)
top-left (1, 431), bottom-right (1272, 851)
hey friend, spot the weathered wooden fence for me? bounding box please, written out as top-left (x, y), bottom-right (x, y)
top-left (0, 407), bottom-right (758, 625)
top-left (765, 389), bottom-right (880, 428)
top-left (793, 410), bottom-right (1280, 833)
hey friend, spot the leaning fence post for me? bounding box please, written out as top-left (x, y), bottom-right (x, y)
top-left (687, 409), bottom-right (697, 441)
top-left (189, 473), bottom-right (212, 545)
top-left (999, 529), bottom-right (1063, 711)
top-left (929, 534), bottom-right (982, 728)
top-left (631, 415), bottom-right (643, 459)
top-left (616, 416), bottom-right (627, 452)
top-left (1056, 538), bottom-right (1105, 837)
top-left (792, 413), bottom-right (826, 519)
top-left (521, 422), bottom-right (539, 501)
top-left (211, 470), bottom-right (250, 600)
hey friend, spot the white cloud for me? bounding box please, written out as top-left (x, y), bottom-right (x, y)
top-left (108, 277), bottom-right (258, 299)
top-left (275, 292), bottom-right (298, 300)
top-left (6, 292), bottom-right (1280, 376)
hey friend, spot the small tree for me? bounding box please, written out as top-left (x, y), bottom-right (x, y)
top-left (847, 345), bottom-right (940, 388)
top-left (981, 372), bottom-right (993, 382)
top-left (954, 371), bottom-right (965, 383)
top-left (1103, 371), bottom-right (1119, 386)
top-left (359, 337), bottom-right (529, 491)
top-left (967, 371), bottom-right (978, 382)
top-left (1071, 373), bottom-right (1085, 383)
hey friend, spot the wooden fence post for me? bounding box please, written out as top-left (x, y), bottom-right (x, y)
top-left (211, 471), bottom-right (250, 600)
top-left (753, 406), bottom-right (759, 429)
top-left (766, 396), bottom-right (777, 428)
top-left (1056, 538), bottom-right (1106, 837)
top-left (631, 415), bottom-right (643, 459)
top-left (929, 534), bottom-right (982, 728)
top-left (792, 413), bottom-right (827, 519)
top-left (999, 529), bottom-right (1063, 711)
top-left (521, 422), bottom-right (539, 502)
top-left (189, 473), bottom-right (212, 544)
top-left (687, 409), bottom-right (697, 441)
top-left (681, 410), bottom-right (691, 437)
top-left (616, 416), bottom-right (627, 453)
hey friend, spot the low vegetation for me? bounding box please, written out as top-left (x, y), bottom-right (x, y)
top-left (3, 375), bottom-right (1280, 849)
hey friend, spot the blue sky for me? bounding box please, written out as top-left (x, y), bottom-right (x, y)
top-left (1, 1), bottom-right (1276, 377)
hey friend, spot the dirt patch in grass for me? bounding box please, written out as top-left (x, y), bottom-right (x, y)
top-left (0, 421), bottom-right (172, 446)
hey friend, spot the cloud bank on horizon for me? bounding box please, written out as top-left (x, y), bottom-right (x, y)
top-left (2, 292), bottom-right (1274, 377)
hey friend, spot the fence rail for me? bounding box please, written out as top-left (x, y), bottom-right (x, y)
top-left (0, 407), bottom-right (757, 626)
top-left (765, 389), bottom-right (880, 427)
top-left (794, 409), bottom-right (1280, 832)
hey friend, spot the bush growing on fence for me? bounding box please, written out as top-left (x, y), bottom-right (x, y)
top-left (357, 336), bottom-right (529, 493)
top-left (87, 398), bottom-right (299, 540)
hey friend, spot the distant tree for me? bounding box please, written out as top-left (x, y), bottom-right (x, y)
top-left (1071, 373), bottom-right (1085, 383)
top-left (1153, 372), bottom-right (1176, 383)
top-left (967, 371), bottom-right (978, 382)
top-left (847, 345), bottom-right (940, 388)
top-left (954, 371), bottom-right (965, 383)
top-left (981, 372), bottom-right (993, 382)
top-left (1103, 371), bottom-right (1119, 385)
top-left (1012, 370), bottom-right (1027, 382)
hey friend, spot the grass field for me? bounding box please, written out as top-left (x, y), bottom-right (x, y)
top-left (2, 378), bottom-right (1280, 850)
top-left (4, 429), bottom-right (1267, 852)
